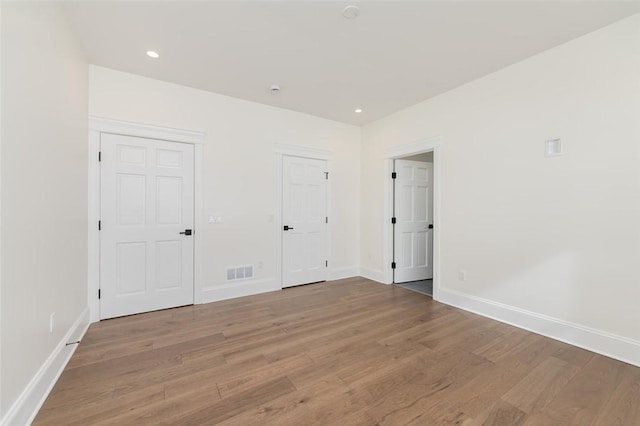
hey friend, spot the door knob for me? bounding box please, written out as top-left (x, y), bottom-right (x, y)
top-left (283, 226), bottom-right (294, 231)
top-left (428, 224), bottom-right (434, 229)
top-left (180, 229), bottom-right (193, 236)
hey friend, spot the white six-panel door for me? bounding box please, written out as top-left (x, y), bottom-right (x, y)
top-left (282, 156), bottom-right (328, 288)
top-left (394, 159), bottom-right (434, 283)
top-left (100, 134), bottom-right (195, 319)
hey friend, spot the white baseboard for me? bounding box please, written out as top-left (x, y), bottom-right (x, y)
top-left (358, 267), bottom-right (387, 284)
top-left (436, 288), bottom-right (640, 367)
top-left (198, 278), bottom-right (280, 304)
top-left (1, 307), bottom-right (90, 426)
top-left (329, 266), bottom-right (359, 281)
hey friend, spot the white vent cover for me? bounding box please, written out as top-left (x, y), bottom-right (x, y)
top-left (226, 265), bottom-right (254, 281)
top-left (545, 138), bottom-right (562, 157)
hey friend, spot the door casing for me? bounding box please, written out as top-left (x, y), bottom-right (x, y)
top-left (384, 136), bottom-right (442, 299)
top-left (88, 116), bottom-right (205, 323)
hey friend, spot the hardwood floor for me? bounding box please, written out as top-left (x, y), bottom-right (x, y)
top-left (34, 278), bottom-right (640, 425)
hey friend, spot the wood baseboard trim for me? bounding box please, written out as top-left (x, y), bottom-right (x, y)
top-left (1, 307), bottom-right (90, 426)
top-left (436, 288), bottom-right (640, 367)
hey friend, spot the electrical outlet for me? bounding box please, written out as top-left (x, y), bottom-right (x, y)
top-left (49, 312), bottom-right (56, 333)
top-left (257, 260), bottom-right (264, 269)
top-left (458, 270), bottom-right (467, 282)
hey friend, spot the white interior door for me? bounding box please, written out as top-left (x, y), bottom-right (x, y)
top-left (282, 156), bottom-right (328, 288)
top-left (394, 159), bottom-right (434, 283)
top-left (100, 133), bottom-right (195, 319)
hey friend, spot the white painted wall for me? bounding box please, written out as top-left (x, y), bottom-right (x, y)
top-left (361, 14), bottom-right (640, 343)
top-left (1, 1), bottom-right (88, 420)
top-left (89, 66), bottom-right (361, 303)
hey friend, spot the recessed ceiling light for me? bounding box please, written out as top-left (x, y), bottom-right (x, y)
top-left (343, 5), bottom-right (360, 19)
top-left (146, 50), bottom-right (159, 59)
top-left (354, 108), bottom-right (363, 113)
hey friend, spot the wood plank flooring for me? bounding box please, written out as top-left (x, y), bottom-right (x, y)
top-left (34, 278), bottom-right (640, 425)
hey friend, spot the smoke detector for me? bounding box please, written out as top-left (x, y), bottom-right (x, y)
top-left (270, 84), bottom-right (281, 94)
top-left (343, 5), bottom-right (360, 19)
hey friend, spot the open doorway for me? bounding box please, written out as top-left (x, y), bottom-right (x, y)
top-left (383, 136), bottom-right (441, 299)
top-left (392, 152), bottom-right (434, 296)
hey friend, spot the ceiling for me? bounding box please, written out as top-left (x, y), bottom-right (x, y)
top-left (62, 1), bottom-right (640, 125)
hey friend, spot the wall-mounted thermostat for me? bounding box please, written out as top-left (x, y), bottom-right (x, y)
top-left (545, 138), bottom-right (562, 157)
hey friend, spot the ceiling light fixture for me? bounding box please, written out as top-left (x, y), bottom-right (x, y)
top-left (146, 50), bottom-right (159, 59)
top-left (343, 5), bottom-right (360, 19)
top-left (354, 108), bottom-right (363, 113)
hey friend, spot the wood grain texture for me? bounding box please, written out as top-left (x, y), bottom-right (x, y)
top-left (34, 278), bottom-right (640, 425)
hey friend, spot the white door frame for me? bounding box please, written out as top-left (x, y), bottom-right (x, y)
top-left (88, 116), bottom-right (205, 322)
top-left (274, 143), bottom-right (332, 289)
top-left (384, 136), bottom-right (442, 299)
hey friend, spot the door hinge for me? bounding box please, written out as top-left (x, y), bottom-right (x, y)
top-left (98, 289), bottom-right (101, 299)
top-left (325, 260), bottom-right (328, 267)
top-left (98, 151), bottom-right (102, 162)
top-left (391, 217), bottom-right (396, 224)
top-left (325, 172), bottom-right (329, 180)
top-left (391, 172), bottom-right (397, 179)
top-left (98, 220), bottom-right (101, 230)
top-left (326, 217), bottom-right (328, 224)
top-left (391, 262), bottom-right (396, 269)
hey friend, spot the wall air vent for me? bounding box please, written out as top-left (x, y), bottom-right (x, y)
top-left (226, 265), bottom-right (254, 281)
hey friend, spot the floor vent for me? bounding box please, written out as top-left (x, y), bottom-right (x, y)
top-left (226, 265), bottom-right (254, 281)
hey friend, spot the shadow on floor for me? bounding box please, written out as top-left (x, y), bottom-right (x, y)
top-left (396, 279), bottom-right (433, 296)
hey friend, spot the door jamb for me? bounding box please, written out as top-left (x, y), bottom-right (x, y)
top-left (88, 116), bottom-right (205, 322)
top-left (274, 143), bottom-right (333, 289)
top-left (384, 136), bottom-right (442, 298)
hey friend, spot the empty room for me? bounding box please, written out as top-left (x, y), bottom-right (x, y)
top-left (2, 1), bottom-right (640, 424)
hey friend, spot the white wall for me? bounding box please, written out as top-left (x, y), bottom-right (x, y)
top-left (89, 66), bottom-right (361, 303)
top-left (361, 15), bottom-right (640, 352)
top-left (1, 1), bottom-right (88, 421)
